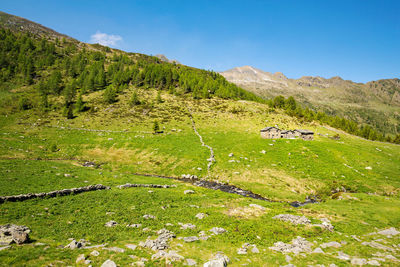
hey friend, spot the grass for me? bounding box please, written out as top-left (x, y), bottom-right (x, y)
top-left (0, 87), bottom-right (399, 266)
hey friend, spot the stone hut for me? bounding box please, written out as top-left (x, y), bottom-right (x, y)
top-left (294, 129), bottom-right (314, 140)
top-left (280, 130), bottom-right (296, 139)
top-left (260, 127), bottom-right (281, 139)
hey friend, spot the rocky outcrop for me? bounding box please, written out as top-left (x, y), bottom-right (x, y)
top-left (0, 224), bottom-right (30, 245)
top-left (0, 184), bottom-right (110, 203)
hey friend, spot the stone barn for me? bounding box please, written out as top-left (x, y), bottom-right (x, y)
top-left (260, 127), bottom-right (281, 139)
top-left (294, 129), bottom-right (314, 140)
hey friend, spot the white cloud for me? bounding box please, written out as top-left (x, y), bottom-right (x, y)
top-left (90, 31), bottom-right (122, 47)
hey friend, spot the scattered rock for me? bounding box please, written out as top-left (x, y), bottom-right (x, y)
top-left (260, 150), bottom-right (266, 154)
top-left (90, 250), bottom-right (100, 256)
top-left (249, 204), bottom-right (265, 210)
top-left (195, 213), bottom-right (207, 219)
top-left (0, 246), bottom-right (10, 251)
top-left (125, 244), bottom-right (137, 250)
top-left (143, 214), bottom-right (156, 220)
top-left (0, 224), bottom-right (30, 245)
top-left (367, 260), bottom-right (381, 266)
top-left (229, 153), bottom-right (234, 157)
top-left (184, 236), bottom-right (199, 243)
top-left (336, 251), bottom-right (351, 261)
top-left (209, 227), bottom-right (226, 235)
top-left (269, 236), bottom-right (313, 255)
top-left (237, 247), bottom-right (247, 255)
top-left (184, 190), bottom-right (195, 194)
top-left (312, 247), bottom-right (325, 254)
top-left (127, 224), bottom-right (142, 228)
top-left (140, 229), bottom-right (175, 251)
top-left (251, 246), bottom-right (260, 253)
top-left (362, 241), bottom-right (394, 252)
top-left (179, 223), bottom-right (196, 230)
top-left (65, 239), bottom-right (83, 250)
top-left (351, 258), bottom-right (367, 265)
top-left (82, 161), bottom-right (96, 167)
top-left (377, 227), bottom-right (399, 237)
top-left (365, 166), bottom-right (372, 170)
top-left (273, 214), bottom-right (311, 225)
top-left (204, 252), bottom-right (230, 267)
top-left (320, 241), bottom-right (341, 249)
top-left (185, 258), bottom-right (197, 266)
top-left (76, 254), bottom-right (86, 263)
top-left (101, 259), bottom-right (117, 267)
top-left (102, 247), bottom-right (125, 253)
top-left (104, 221), bottom-right (118, 227)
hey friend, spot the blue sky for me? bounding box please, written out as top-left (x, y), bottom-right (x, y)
top-left (2, 0), bottom-right (399, 82)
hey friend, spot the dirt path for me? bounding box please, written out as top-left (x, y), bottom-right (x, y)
top-left (187, 107), bottom-right (215, 175)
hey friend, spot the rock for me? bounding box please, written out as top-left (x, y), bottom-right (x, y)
top-left (125, 244), bottom-right (137, 250)
top-left (204, 252), bottom-right (230, 267)
top-left (312, 247), bottom-right (325, 254)
top-left (365, 166), bottom-right (372, 170)
top-left (0, 246), bottom-right (10, 251)
top-left (209, 227), bottom-right (226, 235)
top-left (260, 150), bottom-right (266, 154)
top-left (64, 173), bottom-right (71, 177)
top-left (361, 241), bottom-right (394, 252)
top-left (102, 247), bottom-right (125, 253)
top-left (76, 254), bottom-right (86, 263)
top-left (83, 161), bottom-right (96, 167)
top-left (101, 259), bottom-right (117, 267)
top-left (84, 259), bottom-right (91, 265)
top-left (195, 213), bottom-right (207, 219)
top-left (184, 190), bottom-right (195, 194)
top-left (269, 236), bottom-right (313, 255)
top-left (229, 153), bottom-right (234, 157)
top-left (127, 224), bottom-right (142, 228)
top-left (179, 223), bottom-right (196, 230)
top-left (185, 258), bottom-right (197, 266)
top-left (336, 251), bottom-right (351, 261)
top-left (320, 241), bottom-right (341, 248)
top-left (142, 227), bottom-right (151, 232)
top-left (273, 214), bottom-right (311, 225)
top-left (0, 224), bottom-right (31, 245)
top-left (351, 235), bottom-right (361, 241)
top-left (90, 250), bottom-right (100, 256)
top-left (237, 247), bottom-right (247, 255)
top-left (351, 258), bottom-right (367, 265)
top-left (251, 246), bottom-right (260, 253)
top-left (377, 227), bottom-right (400, 237)
top-left (134, 261), bottom-right (145, 267)
top-left (143, 214), bottom-right (156, 220)
top-left (65, 239), bottom-right (83, 249)
top-left (141, 229), bottom-right (175, 251)
top-left (184, 236), bottom-right (199, 243)
top-left (104, 221), bottom-right (118, 227)
top-left (249, 204), bottom-right (265, 210)
top-left (367, 260), bottom-right (381, 266)
top-left (285, 255), bottom-right (292, 263)
top-left (151, 250), bottom-right (184, 261)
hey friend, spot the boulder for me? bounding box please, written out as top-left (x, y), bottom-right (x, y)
top-left (0, 224), bottom-right (30, 245)
top-left (101, 259), bottom-right (117, 267)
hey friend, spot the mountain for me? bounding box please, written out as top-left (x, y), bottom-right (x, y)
top-left (0, 11), bottom-right (74, 41)
top-left (221, 66), bottom-right (400, 135)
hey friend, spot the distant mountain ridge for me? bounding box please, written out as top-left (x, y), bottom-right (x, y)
top-left (220, 66), bottom-right (400, 134)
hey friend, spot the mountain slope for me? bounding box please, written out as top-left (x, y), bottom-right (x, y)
top-left (0, 11), bottom-right (74, 41)
top-left (221, 66), bottom-right (400, 135)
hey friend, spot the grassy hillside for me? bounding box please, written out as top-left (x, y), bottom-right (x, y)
top-left (0, 12), bottom-right (400, 267)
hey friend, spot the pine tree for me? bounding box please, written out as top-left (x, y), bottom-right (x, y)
top-left (103, 85), bottom-right (117, 104)
top-left (153, 120), bottom-right (160, 133)
top-left (156, 91), bottom-right (163, 103)
top-left (130, 90), bottom-right (141, 106)
top-left (75, 92), bottom-right (85, 112)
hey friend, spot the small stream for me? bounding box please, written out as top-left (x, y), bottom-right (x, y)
top-left (130, 173), bottom-right (318, 207)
